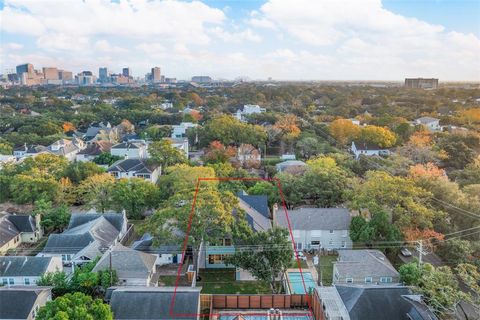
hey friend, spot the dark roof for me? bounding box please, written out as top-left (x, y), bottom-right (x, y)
top-left (131, 233), bottom-right (182, 254)
top-left (0, 214), bottom-right (20, 247)
top-left (68, 213), bottom-right (125, 232)
top-left (107, 158), bottom-right (155, 174)
top-left (237, 191), bottom-right (269, 218)
top-left (43, 233), bottom-right (94, 254)
top-left (336, 285), bottom-right (437, 320)
top-left (109, 287), bottom-right (200, 319)
top-left (0, 256), bottom-right (54, 277)
top-left (111, 142), bottom-right (144, 149)
top-left (77, 141), bottom-right (113, 156)
top-left (7, 215), bottom-right (36, 232)
top-left (335, 250), bottom-right (399, 279)
top-left (275, 207), bottom-right (351, 230)
top-left (0, 287), bottom-right (51, 319)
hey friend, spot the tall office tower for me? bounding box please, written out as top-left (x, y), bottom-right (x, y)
top-left (99, 67), bottom-right (109, 82)
top-left (122, 67), bottom-right (131, 77)
top-left (16, 63), bottom-right (34, 76)
top-left (42, 67), bottom-right (59, 80)
top-left (58, 70), bottom-right (73, 81)
top-left (405, 78), bottom-right (439, 89)
top-left (151, 67), bottom-right (161, 83)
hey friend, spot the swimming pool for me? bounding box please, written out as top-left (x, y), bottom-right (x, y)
top-left (287, 271), bottom-right (316, 294)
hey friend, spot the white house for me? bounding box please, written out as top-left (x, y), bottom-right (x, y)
top-left (167, 137), bottom-right (189, 159)
top-left (75, 141), bottom-right (113, 162)
top-left (47, 138), bottom-right (86, 161)
top-left (13, 144), bottom-right (49, 160)
top-left (274, 207), bottom-right (352, 251)
top-left (107, 158), bottom-right (161, 183)
top-left (351, 141), bottom-right (391, 160)
top-left (0, 256), bottom-right (62, 286)
top-left (414, 116), bottom-right (441, 131)
top-left (92, 244), bottom-right (157, 287)
top-left (235, 104), bottom-right (266, 121)
top-left (110, 141), bottom-right (148, 159)
top-left (171, 122), bottom-right (197, 139)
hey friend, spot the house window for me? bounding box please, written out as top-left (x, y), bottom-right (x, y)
top-left (365, 277), bottom-right (372, 283)
top-left (341, 241), bottom-right (346, 248)
top-left (380, 277), bottom-right (392, 283)
top-left (296, 242), bottom-right (303, 250)
top-left (329, 230), bottom-right (334, 234)
top-left (346, 278), bottom-right (353, 283)
top-left (208, 254), bottom-right (229, 265)
top-left (1, 279), bottom-right (7, 285)
top-left (24, 278), bottom-right (30, 285)
top-left (311, 241), bottom-right (320, 246)
top-left (8, 278), bottom-right (14, 285)
top-left (224, 238), bottom-right (232, 246)
top-left (328, 240), bottom-right (333, 246)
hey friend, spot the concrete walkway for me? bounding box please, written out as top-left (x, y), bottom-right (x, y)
top-left (306, 256), bottom-right (319, 285)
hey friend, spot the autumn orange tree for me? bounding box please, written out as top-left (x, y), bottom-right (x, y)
top-left (204, 140), bottom-right (237, 164)
top-left (329, 119), bottom-right (361, 145)
top-left (274, 114), bottom-right (301, 152)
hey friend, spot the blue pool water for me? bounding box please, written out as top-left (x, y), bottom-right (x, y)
top-left (288, 272), bottom-right (316, 294)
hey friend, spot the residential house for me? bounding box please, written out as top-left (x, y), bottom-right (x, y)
top-left (275, 160), bottom-right (307, 173)
top-left (76, 141), bottom-right (113, 162)
top-left (84, 122), bottom-right (119, 143)
top-left (351, 141), bottom-right (391, 159)
top-left (235, 104), bottom-right (266, 121)
top-left (13, 144), bottom-right (49, 159)
top-left (131, 234), bottom-right (183, 266)
top-left (166, 137), bottom-right (189, 159)
top-left (0, 256), bottom-right (62, 286)
top-left (92, 244), bottom-right (157, 287)
top-left (414, 117), bottom-right (441, 132)
top-left (38, 212), bottom-right (127, 265)
top-left (274, 207), bottom-right (352, 251)
top-left (336, 285), bottom-right (437, 320)
top-left (0, 213), bottom-right (42, 253)
top-left (171, 122), bottom-right (197, 139)
top-left (47, 138), bottom-right (86, 161)
top-left (0, 287), bottom-right (52, 320)
top-left (110, 141), bottom-right (148, 159)
top-left (234, 143), bottom-right (261, 169)
top-left (109, 287), bottom-right (201, 320)
top-left (333, 250), bottom-right (400, 285)
top-left (107, 158), bottom-right (161, 183)
top-left (201, 191), bottom-right (271, 269)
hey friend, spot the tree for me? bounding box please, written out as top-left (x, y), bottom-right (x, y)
top-left (329, 119), bottom-right (361, 145)
top-left (9, 169), bottom-right (61, 204)
top-left (399, 260), bottom-right (424, 285)
top-left (203, 140), bottom-right (236, 164)
top-left (436, 239), bottom-right (474, 265)
top-left (111, 178), bottom-right (158, 219)
top-left (248, 181), bottom-right (279, 207)
top-left (0, 142), bottom-right (13, 155)
top-left (64, 161), bottom-right (104, 184)
top-left (295, 136), bottom-right (322, 159)
top-left (36, 292), bottom-right (113, 320)
top-left (148, 139), bottom-right (186, 169)
top-left (225, 227), bottom-right (293, 293)
top-left (455, 264), bottom-right (480, 298)
top-left (93, 152), bottom-right (122, 166)
top-left (359, 125), bottom-right (397, 148)
top-left (37, 271), bottom-right (70, 296)
top-left (33, 199), bottom-right (71, 233)
top-left (77, 173), bottom-right (115, 213)
top-left (20, 153), bottom-right (69, 179)
top-left (349, 209), bottom-right (403, 247)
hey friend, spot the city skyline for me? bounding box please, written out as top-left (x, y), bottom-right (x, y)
top-left (1, 0), bottom-right (480, 81)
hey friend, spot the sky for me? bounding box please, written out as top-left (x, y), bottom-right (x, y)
top-left (0, 0), bottom-right (479, 81)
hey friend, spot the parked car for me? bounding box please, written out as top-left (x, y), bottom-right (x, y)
top-left (401, 247), bottom-right (412, 257)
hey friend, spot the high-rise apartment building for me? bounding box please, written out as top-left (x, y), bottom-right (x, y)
top-left (122, 67), bottom-right (131, 77)
top-left (76, 71), bottom-right (96, 85)
top-left (99, 67), bottom-right (110, 82)
top-left (16, 63), bottom-right (34, 76)
top-left (42, 67), bottom-right (59, 80)
top-left (405, 78), bottom-right (438, 89)
top-left (58, 70), bottom-right (73, 81)
top-left (151, 67), bottom-right (161, 83)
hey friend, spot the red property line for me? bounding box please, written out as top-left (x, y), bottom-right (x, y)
top-left (170, 177), bottom-right (313, 318)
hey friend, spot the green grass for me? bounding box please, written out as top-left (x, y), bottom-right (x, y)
top-left (318, 255), bottom-right (337, 286)
top-left (290, 259), bottom-right (308, 269)
top-left (158, 276), bottom-right (178, 286)
top-left (197, 269), bottom-right (273, 294)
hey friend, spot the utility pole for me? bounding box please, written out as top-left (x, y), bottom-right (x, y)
top-left (418, 240), bottom-right (423, 265)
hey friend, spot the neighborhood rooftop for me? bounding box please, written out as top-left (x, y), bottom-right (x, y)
top-left (275, 207), bottom-right (351, 230)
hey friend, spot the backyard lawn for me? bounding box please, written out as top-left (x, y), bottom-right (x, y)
top-left (290, 259), bottom-right (308, 269)
top-left (318, 255), bottom-right (337, 286)
top-left (196, 269), bottom-right (273, 294)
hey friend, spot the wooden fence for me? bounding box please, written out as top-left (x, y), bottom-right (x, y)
top-left (208, 294), bottom-right (310, 309)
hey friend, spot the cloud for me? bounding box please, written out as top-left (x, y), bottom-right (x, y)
top-left (1, 0), bottom-right (479, 81)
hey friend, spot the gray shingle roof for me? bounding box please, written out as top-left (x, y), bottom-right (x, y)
top-left (68, 213), bottom-right (125, 232)
top-left (353, 140), bottom-right (388, 151)
top-left (7, 215), bottom-right (36, 232)
top-left (237, 191), bottom-right (269, 218)
top-left (0, 214), bottom-right (20, 247)
top-left (109, 287), bottom-right (200, 319)
top-left (335, 250), bottom-right (399, 279)
top-left (336, 285), bottom-right (437, 320)
top-left (0, 256), bottom-right (54, 277)
top-left (92, 244), bottom-right (156, 279)
top-left (0, 287), bottom-right (51, 319)
top-left (275, 207), bottom-right (351, 230)
top-left (107, 159), bottom-right (155, 174)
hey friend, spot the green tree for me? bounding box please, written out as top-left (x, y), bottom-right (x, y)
top-left (77, 173), bottom-right (115, 213)
top-left (9, 169), bottom-right (61, 204)
top-left (225, 227), bottom-right (293, 293)
top-left (64, 161), bottom-right (104, 184)
top-left (37, 271), bottom-right (70, 296)
top-left (436, 239), bottom-right (473, 265)
top-left (111, 178), bottom-right (158, 219)
top-left (20, 153), bottom-right (69, 179)
top-left (33, 199), bottom-right (71, 233)
top-left (399, 260), bottom-right (424, 285)
top-left (0, 142), bottom-right (13, 155)
top-left (148, 139), bottom-right (186, 169)
top-left (359, 125), bottom-right (397, 148)
top-left (36, 292), bottom-right (113, 320)
top-left (93, 152), bottom-right (122, 166)
top-left (248, 181), bottom-right (279, 207)
top-left (295, 136), bottom-right (322, 159)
